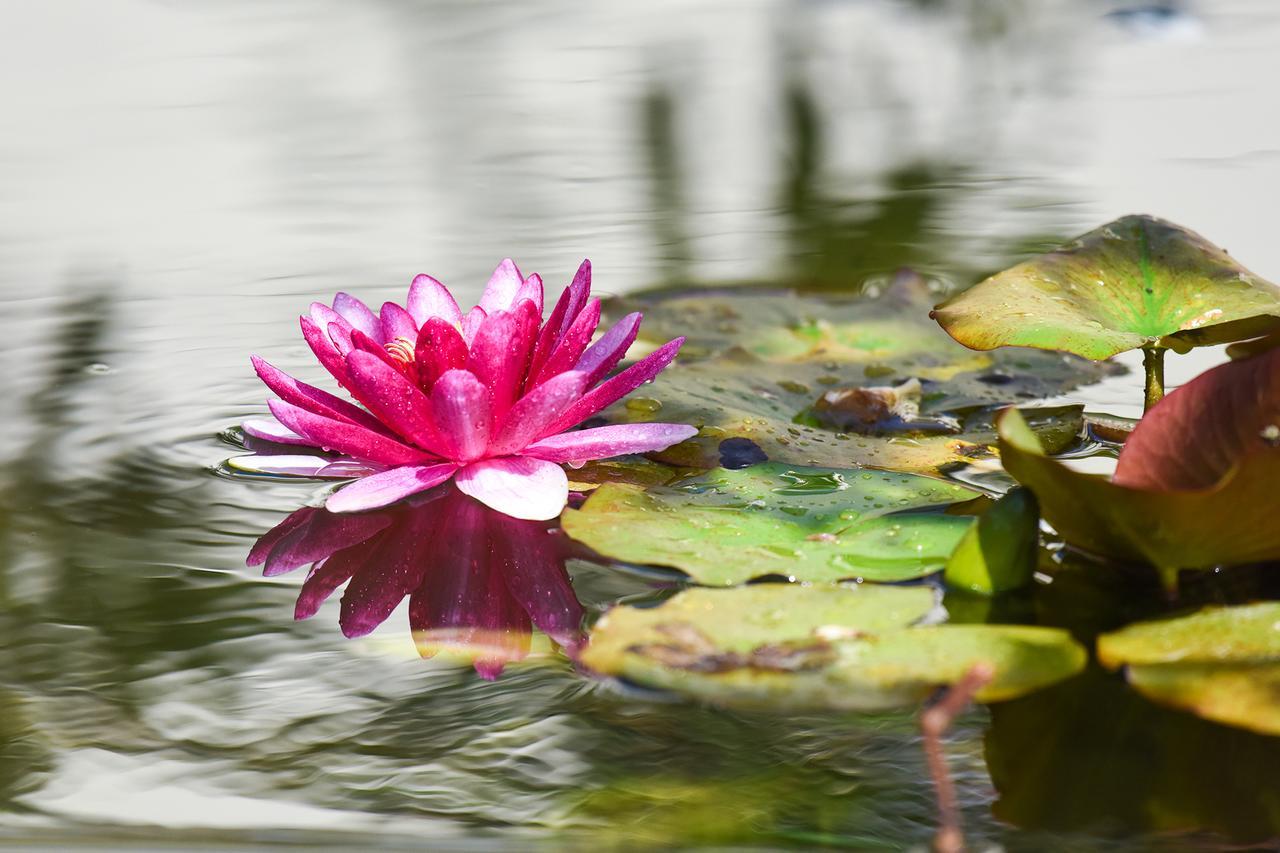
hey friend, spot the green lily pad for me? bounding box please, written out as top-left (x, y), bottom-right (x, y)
top-left (943, 486), bottom-right (1039, 596)
top-left (561, 462), bottom-right (978, 585)
top-left (1097, 603), bottom-right (1280, 736)
top-left (581, 584), bottom-right (1086, 711)
top-left (608, 348), bottom-right (1089, 473)
top-left (932, 214), bottom-right (1280, 360)
top-left (997, 348), bottom-right (1280, 578)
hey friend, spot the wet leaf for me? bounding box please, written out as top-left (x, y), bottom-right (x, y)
top-left (582, 584), bottom-right (1086, 711)
top-left (561, 462), bottom-right (978, 584)
top-left (943, 487), bottom-right (1039, 595)
top-left (606, 347), bottom-right (1089, 473)
top-left (932, 214), bottom-right (1280, 360)
top-left (997, 349), bottom-right (1280, 576)
top-left (811, 378), bottom-right (961, 435)
top-left (1097, 603), bottom-right (1280, 735)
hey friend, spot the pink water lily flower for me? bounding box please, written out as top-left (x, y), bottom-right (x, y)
top-left (244, 259), bottom-right (695, 520)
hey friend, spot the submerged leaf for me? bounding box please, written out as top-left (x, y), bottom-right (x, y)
top-left (561, 462), bottom-right (978, 584)
top-left (932, 214), bottom-right (1280, 360)
top-left (582, 584), bottom-right (1086, 711)
top-left (1098, 603), bottom-right (1280, 735)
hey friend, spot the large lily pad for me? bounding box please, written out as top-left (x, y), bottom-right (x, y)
top-left (997, 348), bottom-right (1280, 578)
top-left (606, 347), bottom-right (1088, 473)
top-left (561, 462), bottom-right (978, 585)
top-left (581, 584), bottom-right (1086, 711)
top-left (1097, 603), bottom-right (1280, 735)
top-left (932, 214), bottom-right (1280, 360)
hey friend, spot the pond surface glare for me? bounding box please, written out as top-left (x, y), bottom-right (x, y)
top-left (2, 0), bottom-right (1280, 849)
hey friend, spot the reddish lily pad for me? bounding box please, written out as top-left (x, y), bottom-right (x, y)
top-left (1097, 603), bottom-right (1280, 736)
top-left (581, 584), bottom-right (1086, 711)
top-left (932, 215), bottom-right (1280, 360)
top-left (561, 462), bottom-right (978, 585)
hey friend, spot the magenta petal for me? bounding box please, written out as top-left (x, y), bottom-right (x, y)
top-left (431, 369), bottom-right (493, 461)
top-left (573, 312), bottom-right (641, 385)
top-left (461, 306), bottom-right (487, 345)
top-left (326, 321), bottom-right (354, 356)
top-left (467, 301), bottom-right (539, 423)
top-left (326, 463), bottom-right (457, 513)
top-left (340, 509), bottom-right (438, 637)
top-left (527, 260), bottom-right (590, 381)
top-left (515, 273), bottom-right (544, 315)
top-left (407, 274), bottom-right (463, 328)
top-left (310, 302), bottom-right (350, 339)
top-left (543, 336), bottom-right (685, 435)
top-left (242, 416), bottom-right (315, 446)
top-left (533, 298), bottom-right (602, 386)
top-left (345, 351), bottom-right (449, 454)
top-left (488, 370), bottom-right (588, 456)
top-left (380, 301), bottom-right (417, 344)
top-left (268, 399), bottom-right (433, 466)
top-left (300, 316), bottom-right (352, 387)
top-left (295, 552), bottom-right (361, 620)
top-left (478, 258), bottom-right (524, 314)
top-left (333, 292), bottom-right (382, 342)
top-left (251, 356), bottom-right (390, 434)
top-left (455, 457), bottom-right (569, 520)
top-left (524, 423), bottom-right (698, 463)
top-left (247, 506), bottom-right (319, 567)
top-left (415, 317), bottom-right (469, 392)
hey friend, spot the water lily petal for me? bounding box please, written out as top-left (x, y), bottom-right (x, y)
top-left (268, 399), bottom-right (433, 466)
top-left (544, 336), bottom-right (686, 434)
top-left (380, 301), bottom-right (417, 344)
top-left (533, 297), bottom-right (601, 386)
top-left (489, 513), bottom-right (585, 654)
top-left (326, 321), bottom-right (354, 356)
top-left (407, 273), bottom-right (463, 328)
top-left (468, 301), bottom-right (539, 423)
top-left (478, 258), bottom-right (524, 314)
top-left (488, 370), bottom-right (589, 456)
top-left (295, 550), bottom-right (363, 620)
top-left (227, 454), bottom-right (377, 478)
top-left (309, 302), bottom-right (350, 340)
top-left (528, 259), bottom-right (592, 381)
top-left (461, 305), bottom-right (487, 345)
top-left (415, 316), bottom-right (469, 393)
top-left (574, 311), bottom-right (641, 385)
top-left (300, 316), bottom-right (352, 387)
top-left (247, 506), bottom-right (318, 567)
top-left (525, 423), bottom-right (697, 463)
top-left (345, 350), bottom-right (450, 455)
top-left (455, 456), bottom-right (569, 520)
top-left (333, 292), bottom-right (382, 342)
top-left (326, 463), bottom-right (458, 513)
top-left (515, 273), bottom-right (544, 315)
top-left (431, 369), bottom-right (493, 461)
top-left (242, 416), bottom-right (315, 446)
top-left (339, 507), bottom-right (439, 636)
top-left (251, 356), bottom-right (390, 434)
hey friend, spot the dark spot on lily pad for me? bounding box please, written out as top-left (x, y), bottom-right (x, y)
top-left (718, 437), bottom-right (769, 469)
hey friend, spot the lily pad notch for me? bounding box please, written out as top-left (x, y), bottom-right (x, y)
top-left (931, 215), bottom-right (1280, 411)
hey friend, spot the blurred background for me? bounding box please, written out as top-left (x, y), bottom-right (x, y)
top-left (0, 0), bottom-right (1278, 848)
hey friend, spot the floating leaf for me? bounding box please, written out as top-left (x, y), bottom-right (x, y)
top-left (1098, 603), bottom-right (1280, 735)
top-left (997, 348), bottom-right (1280, 579)
top-left (562, 462), bottom-right (978, 584)
top-left (932, 214), bottom-right (1280, 360)
top-left (943, 487), bottom-right (1039, 595)
top-left (581, 584), bottom-right (1086, 711)
top-left (606, 347), bottom-right (1089, 473)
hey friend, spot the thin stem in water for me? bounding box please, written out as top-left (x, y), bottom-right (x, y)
top-left (921, 664), bottom-right (994, 853)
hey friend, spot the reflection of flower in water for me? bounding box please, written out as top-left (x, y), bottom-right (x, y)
top-left (248, 485), bottom-right (584, 679)
top-left (244, 259), bottom-right (695, 520)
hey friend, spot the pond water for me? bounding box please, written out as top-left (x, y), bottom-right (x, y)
top-left (3, 0), bottom-right (1280, 849)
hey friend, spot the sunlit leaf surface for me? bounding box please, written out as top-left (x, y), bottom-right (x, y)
top-left (582, 584), bottom-right (1086, 711)
top-left (932, 214), bottom-right (1280, 359)
top-left (562, 462), bottom-right (978, 584)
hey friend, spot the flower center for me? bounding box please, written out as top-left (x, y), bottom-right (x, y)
top-left (384, 336), bottom-right (415, 367)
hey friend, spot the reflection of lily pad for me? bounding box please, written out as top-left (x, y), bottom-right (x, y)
top-left (1097, 603), bottom-right (1280, 735)
top-left (561, 462), bottom-right (978, 584)
top-left (606, 348), bottom-right (1088, 473)
top-left (582, 584), bottom-right (1086, 711)
top-left (932, 215), bottom-right (1280, 359)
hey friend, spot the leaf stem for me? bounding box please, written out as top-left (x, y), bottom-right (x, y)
top-left (1142, 347), bottom-right (1165, 413)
